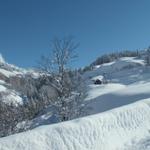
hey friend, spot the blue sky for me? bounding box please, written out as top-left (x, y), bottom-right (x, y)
top-left (0, 0), bottom-right (150, 68)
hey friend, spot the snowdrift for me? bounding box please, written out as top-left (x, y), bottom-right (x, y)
top-left (0, 99), bottom-right (150, 150)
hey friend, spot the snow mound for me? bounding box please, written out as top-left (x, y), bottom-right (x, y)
top-left (0, 99), bottom-right (150, 150)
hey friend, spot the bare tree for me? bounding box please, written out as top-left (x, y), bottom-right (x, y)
top-left (39, 36), bottom-right (87, 122)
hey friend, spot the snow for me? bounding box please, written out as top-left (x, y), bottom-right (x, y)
top-left (4, 92), bottom-right (23, 105)
top-left (123, 135), bottom-right (150, 150)
top-left (0, 85), bottom-right (6, 92)
top-left (0, 68), bottom-right (16, 77)
top-left (91, 75), bottom-right (104, 81)
top-left (0, 62), bottom-right (40, 79)
top-left (0, 56), bottom-right (150, 149)
top-left (86, 83), bottom-right (126, 101)
top-left (0, 99), bottom-right (150, 150)
top-left (0, 68), bottom-right (26, 78)
top-left (84, 57), bottom-right (145, 80)
top-left (120, 57), bottom-right (145, 65)
top-left (0, 80), bottom-right (6, 84)
top-left (0, 90), bottom-right (23, 105)
top-left (0, 55), bottom-right (40, 104)
top-left (84, 57), bottom-right (150, 114)
top-left (85, 80), bottom-right (150, 114)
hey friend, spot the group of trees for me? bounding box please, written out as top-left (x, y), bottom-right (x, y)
top-left (0, 36), bottom-right (87, 137)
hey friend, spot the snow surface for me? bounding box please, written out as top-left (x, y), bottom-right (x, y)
top-left (0, 85), bottom-right (6, 92)
top-left (0, 56), bottom-right (150, 149)
top-left (0, 80), bottom-right (6, 84)
top-left (84, 57), bottom-right (150, 114)
top-left (0, 99), bottom-right (150, 150)
top-left (0, 55), bottom-right (40, 78)
top-left (91, 75), bottom-right (104, 81)
top-left (123, 135), bottom-right (150, 150)
top-left (2, 91), bottom-right (23, 105)
top-left (0, 68), bottom-right (17, 78)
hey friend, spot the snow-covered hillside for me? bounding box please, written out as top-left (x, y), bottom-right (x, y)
top-left (0, 54), bottom-right (40, 105)
top-left (0, 56), bottom-right (150, 149)
top-left (0, 99), bottom-right (150, 150)
top-left (84, 57), bottom-right (150, 114)
top-left (20, 57), bottom-right (150, 131)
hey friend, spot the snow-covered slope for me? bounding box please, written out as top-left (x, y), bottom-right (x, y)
top-left (0, 54), bottom-right (40, 105)
top-left (84, 57), bottom-right (150, 115)
top-left (15, 56), bottom-right (150, 133)
top-left (1, 56), bottom-right (150, 149)
top-left (0, 99), bottom-right (150, 150)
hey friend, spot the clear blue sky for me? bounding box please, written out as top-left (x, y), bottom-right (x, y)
top-left (0, 0), bottom-right (150, 68)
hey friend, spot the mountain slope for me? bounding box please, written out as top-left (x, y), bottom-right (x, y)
top-left (0, 55), bottom-right (150, 149)
top-left (17, 56), bottom-right (150, 132)
top-left (84, 57), bottom-right (150, 114)
top-left (0, 55), bottom-right (40, 105)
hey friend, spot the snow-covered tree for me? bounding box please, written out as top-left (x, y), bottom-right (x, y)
top-left (39, 36), bottom-right (87, 121)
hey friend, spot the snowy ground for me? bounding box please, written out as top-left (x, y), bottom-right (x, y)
top-left (84, 57), bottom-right (150, 114)
top-left (0, 57), bottom-right (150, 149)
top-left (0, 99), bottom-right (150, 150)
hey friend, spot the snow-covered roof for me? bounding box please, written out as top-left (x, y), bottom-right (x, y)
top-left (91, 75), bottom-right (104, 81)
